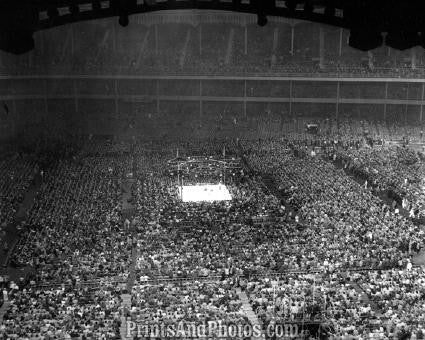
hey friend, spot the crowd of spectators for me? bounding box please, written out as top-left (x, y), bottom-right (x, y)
top-left (245, 268), bottom-right (425, 339)
top-left (1, 281), bottom-right (124, 339)
top-left (11, 142), bottom-right (134, 284)
top-left (133, 140), bottom-right (290, 279)
top-left (332, 145), bottom-right (425, 219)
top-left (1, 130), bottom-right (425, 339)
top-left (128, 280), bottom-right (249, 338)
top-left (14, 56), bottom-right (424, 78)
top-left (129, 137), bottom-right (424, 337)
top-left (242, 139), bottom-right (423, 268)
top-left (353, 267), bottom-right (425, 338)
top-left (237, 134), bottom-right (425, 337)
top-left (0, 154), bottom-right (34, 228)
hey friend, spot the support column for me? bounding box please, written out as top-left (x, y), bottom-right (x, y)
top-left (73, 79), bottom-right (79, 113)
top-left (319, 27), bottom-right (325, 69)
top-left (384, 82), bottom-right (388, 120)
top-left (272, 27), bottom-right (279, 66)
top-left (41, 31), bottom-right (48, 73)
top-left (244, 80), bottom-right (247, 118)
top-left (244, 25), bottom-right (248, 55)
top-left (13, 100), bottom-right (17, 134)
top-left (156, 79), bottom-right (160, 115)
top-left (336, 82), bottom-right (340, 119)
top-left (112, 21), bottom-right (117, 54)
top-left (61, 28), bottom-right (72, 63)
top-left (421, 83), bottom-right (425, 122)
top-left (114, 79), bottom-right (119, 115)
top-left (289, 80), bottom-right (293, 116)
top-left (199, 80), bottom-right (203, 119)
top-left (412, 48), bottom-right (417, 69)
top-left (339, 28), bottom-right (343, 57)
top-left (71, 25), bottom-right (75, 56)
top-left (368, 51), bottom-right (374, 70)
top-left (199, 24), bottom-right (202, 56)
top-left (44, 79), bottom-right (48, 116)
top-left (405, 84), bottom-right (410, 123)
top-left (290, 25), bottom-right (295, 56)
top-left (155, 24), bottom-right (158, 56)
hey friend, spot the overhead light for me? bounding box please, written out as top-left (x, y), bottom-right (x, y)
top-left (255, 0), bottom-right (275, 27)
top-left (0, 29), bottom-right (34, 54)
top-left (257, 14), bottom-right (267, 27)
top-left (119, 14), bottom-right (129, 27)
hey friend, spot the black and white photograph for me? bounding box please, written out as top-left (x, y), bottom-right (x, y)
top-left (0, 1), bottom-right (425, 339)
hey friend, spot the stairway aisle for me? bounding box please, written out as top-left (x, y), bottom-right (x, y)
top-left (236, 143), bottom-right (300, 221)
top-left (0, 301), bottom-right (10, 325)
top-left (351, 282), bottom-right (382, 316)
top-left (2, 178), bottom-right (41, 268)
top-left (120, 152), bottom-right (137, 340)
top-left (126, 244), bottom-right (138, 292)
top-left (120, 293), bottom-right (133, 340)
top-left (236, 288), bottom-right (265, 340)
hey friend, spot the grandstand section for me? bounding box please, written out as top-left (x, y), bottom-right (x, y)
top-left (1, 11), bottom-right (425, 141)
top-left (2, 75), bottom-right (425, 139)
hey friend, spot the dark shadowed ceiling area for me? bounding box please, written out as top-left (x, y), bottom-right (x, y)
top-left (1, 0), bottom-right (425, 54)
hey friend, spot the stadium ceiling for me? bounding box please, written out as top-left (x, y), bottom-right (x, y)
top-left (0, 0), bottom-right (424, 54)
